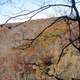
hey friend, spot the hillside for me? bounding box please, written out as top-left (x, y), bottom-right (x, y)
top-left (0, 18), bottom-right (80, 80)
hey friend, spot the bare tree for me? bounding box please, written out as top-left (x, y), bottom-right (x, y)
top-left (0, 0), bottom-right (80, 79)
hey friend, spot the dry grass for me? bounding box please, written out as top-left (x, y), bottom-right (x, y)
top-left (0, 18), bottom-right (80, 80)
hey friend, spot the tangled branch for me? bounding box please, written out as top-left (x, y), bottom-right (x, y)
top-left (1, 0), bottom-right (80, 68)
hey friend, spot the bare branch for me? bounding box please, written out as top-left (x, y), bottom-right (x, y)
top-left (3, 4), bottom-right (72, 25)
top-left (57, 37), bottom-right (80, 64)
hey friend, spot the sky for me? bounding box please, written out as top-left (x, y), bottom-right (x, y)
top-left (0, 0), bottom-right (53, 24)
top-left (0, 0), bottom-right (80, 24)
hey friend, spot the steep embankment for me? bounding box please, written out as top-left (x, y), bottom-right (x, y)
top-left (0, 18), bottom-right (80, 80)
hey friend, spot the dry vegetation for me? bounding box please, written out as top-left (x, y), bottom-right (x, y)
top-left (0, 18), bottom-right (80, 80)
